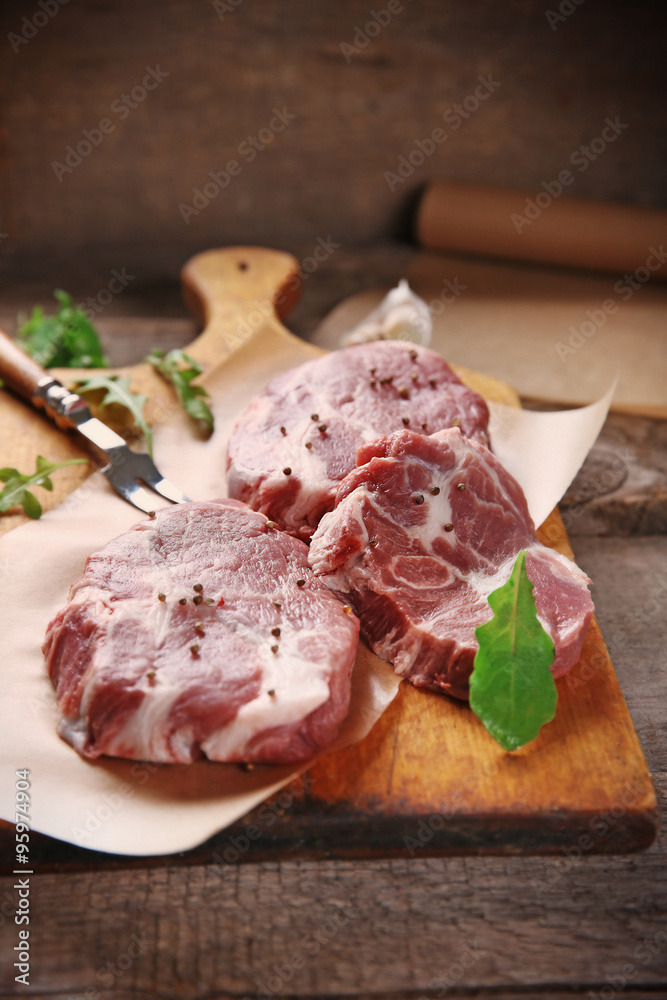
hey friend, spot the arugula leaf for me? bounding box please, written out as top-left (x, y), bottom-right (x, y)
top-left (469, 550), bottom-right (557, 751)
top-left (0, 456), bottom-right (87, 519)
top-left (145, 349), bottom-right (214, 433)
top-left (18, 290), bottom-right (108, 368)
top-left (75, 374), bottom-right (153, 457)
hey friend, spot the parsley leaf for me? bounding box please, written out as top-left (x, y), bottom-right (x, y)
top-left (145, 349), bottom-right (214, 433)
top-left (0, 456), bottom-right (88, 519)
top-left (18, 290), bottom-right (108, 368)
top-left (469, 550), bottom-right (557, 751)
top-left (75, 374), bottom-right (153, 457)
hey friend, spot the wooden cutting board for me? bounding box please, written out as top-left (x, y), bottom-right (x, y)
top-left (0, 247), bottom-right (657, 870)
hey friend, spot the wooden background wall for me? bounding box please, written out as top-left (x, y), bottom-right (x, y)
top-left (0, 0), bottom-right (665, 323)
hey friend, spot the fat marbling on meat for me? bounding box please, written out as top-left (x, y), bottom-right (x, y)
top-left (43, 499), bottom-right (359, 764)
top-left (227, 341), bottom-right (490, 541)
top-left (309, 428), bottom-right (593, 700)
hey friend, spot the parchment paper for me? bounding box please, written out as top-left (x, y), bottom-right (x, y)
top-left (0, 332), bottom-right (612, 857)
top-left (310, 256), bottom-right (667, 416)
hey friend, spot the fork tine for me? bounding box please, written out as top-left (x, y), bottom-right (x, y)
top-left (103, 450), bottom-right (192, 512)
top-left (143, 474), bottom-right (192, 505)
top-left (120, 452), bottom-right (192, 504)
top-left (0, 339), bottom-right (193, 514)
top-left (102, 467), bottom-right (161, 514)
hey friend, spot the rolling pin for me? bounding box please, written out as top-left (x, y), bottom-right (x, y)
top-left (416, 181), bottom-right (667, 279)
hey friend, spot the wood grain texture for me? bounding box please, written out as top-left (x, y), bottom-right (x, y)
top-left (561, 413), bottom-right (667, 537)
top-left (0, 0), bottom-right (665, 290)
top-left (0, 776), bottom-right (666, 997)
top-left (3, 994), bottom-right (664, 1000)
top-left (0, 247), bottom-right (656, 878)
top-left (0, 328), bottom-right (54, 401)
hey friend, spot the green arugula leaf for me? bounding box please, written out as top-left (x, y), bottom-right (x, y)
top-left (18, 290), bottom-right (108, 368)
top-left (0, 456), bottom-right (87, 519)
top-left (469, 550), bottom-right (557, 751)
top-left (75, 374), bottom-right (153, 457)
top-left (145, 348), bottom-right (214, 433)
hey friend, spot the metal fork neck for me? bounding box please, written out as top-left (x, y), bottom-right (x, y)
top-left (34, 376), bottom-right (93, 430)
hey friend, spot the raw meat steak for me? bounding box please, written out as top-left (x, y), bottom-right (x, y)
top-left (43, 500), bottom-right (359, 764)
top-left (309, 429), bottom-right (593, 700)
top-left (227, 341), bottom-right (490, 541)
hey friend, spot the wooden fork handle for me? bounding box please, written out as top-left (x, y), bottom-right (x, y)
top-left (0, 327), bottom-right (92, 431)
top-left (0, 327), bottom-right (52, 403)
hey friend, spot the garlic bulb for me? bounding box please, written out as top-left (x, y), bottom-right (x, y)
top-left (341, 280), bottom-right (432, 348)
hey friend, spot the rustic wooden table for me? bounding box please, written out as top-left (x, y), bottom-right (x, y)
top-left (0, 249), bottom-right (665, 999)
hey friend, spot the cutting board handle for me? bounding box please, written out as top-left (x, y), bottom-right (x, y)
top-left (180, 247), bottom-right (302, 365)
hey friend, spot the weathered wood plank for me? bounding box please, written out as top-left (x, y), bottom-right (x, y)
top-left (561, 415), bottom-right (667, 537)
top-left (1, 775), bottom-right (666, 996)
top-left (568, 535), bottom-right (667, 774)
top-left (0, 0), bottom-right (665, 286)
top-left (3, 993), bottom-right (665, 1000)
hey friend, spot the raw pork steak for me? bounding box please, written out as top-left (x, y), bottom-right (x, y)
top-left (309, 429), bottom-right (593, 700)
top-left (227, 341), bottom-right (490, 541)
top-left (43, 499), bottom-right (359, 764)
